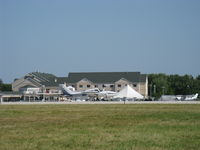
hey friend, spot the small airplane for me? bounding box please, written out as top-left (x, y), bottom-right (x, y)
top-left (60, 84), bottom-right (86, 97)
top-left (183, 93), bottom-right (198, 101)
top-left (59, 84), bottom-right (100, 97)
top-left (59, 84), bottom-right (117, 100)
top-left (175, 93), bottom-right (198, 101)
top-left (97, 90), bottom-right (117, 99)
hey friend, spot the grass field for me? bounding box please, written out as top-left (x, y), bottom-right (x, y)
top-left (0, 104), bottom-right (200, 150)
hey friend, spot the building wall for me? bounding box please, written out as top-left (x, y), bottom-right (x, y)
top-left (94, 83), bottom-right (114, 91)
top-left (12, 78), bottom-right (24, 91)
top-left (139, 77), bottom-right (148, 98)
top-left (12, 78), bottom-right (39, 92)
top-left (76, 79), bottom-right (95, 91)
top-left (73, 78), bottom-right (148, 97)
top-left (113, 78), bottom-right (148, 97)
top-left (114, 79), bottom-right (133, 92)
top-left (138, 83), bottom-right (145, 97)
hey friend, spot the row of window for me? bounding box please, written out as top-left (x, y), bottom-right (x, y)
top-left (77, 84), bottom-right (137, 88)
top-left (79, 85), bottom-right (90, 88)
top-left (117, 84), bottom-right (137, 87)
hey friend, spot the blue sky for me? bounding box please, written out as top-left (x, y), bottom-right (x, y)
top-left (1, 0), bottom-right (200, 83)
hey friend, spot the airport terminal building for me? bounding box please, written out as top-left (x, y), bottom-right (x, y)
top-left (12, 72), bottom-right (148, 98)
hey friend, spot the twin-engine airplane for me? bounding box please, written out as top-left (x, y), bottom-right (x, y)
top-left (59, 84), bottom-right (99, 97)
top-left (59, 84), bottom-right (117, 99)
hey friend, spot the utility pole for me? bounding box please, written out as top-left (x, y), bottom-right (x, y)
top-left (42, 85), bottom-right (45, 101)
top-left (153, 85), bottom-right (156, 95)
top-left (0, 95), bottom-right (2, 104)
top-left (162, 86), bottom-right (165, 95)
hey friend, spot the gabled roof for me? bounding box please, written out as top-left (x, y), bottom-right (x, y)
top-left (18, 72), bottom-right (147, 87)
top-left (115, 78), bottom-right (132, 83)
top-left (29, 72), bottom-right (56, 83)
top-left (21, 72), bottom-right (69, 87)
top-left (76, 78), bottom-right (94, 84)
top-left (57, 77), bottom-right (69, 84)
top-left (25, 72), bottom-right (58, 87)
top-left (67, 72), bottom-right (147, 83)
top-left (41, 77), bottom-right (69, 87)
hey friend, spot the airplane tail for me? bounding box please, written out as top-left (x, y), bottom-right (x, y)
top-left (59, 84), bottom-right (74, 96)
top-left (194, 93), bottom-right (198, 99)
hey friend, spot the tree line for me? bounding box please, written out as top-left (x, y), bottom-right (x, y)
top-left (148, 74), bottom-right (200, 98)
top-left (0, 79), bottom-right (12, 91)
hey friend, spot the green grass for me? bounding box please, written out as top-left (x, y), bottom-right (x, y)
top-left (0, 104), bottom-right (200, 150)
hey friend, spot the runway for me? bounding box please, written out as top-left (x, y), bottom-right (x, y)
top-left (1, 101), bottom-right (200, 105)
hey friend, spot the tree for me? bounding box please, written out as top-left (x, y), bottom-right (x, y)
top-left (148, 74), bottom-right (170, 98)
top-left (148, 74), bottom-right (199, 99)
top-left (168, 75), bottom-right (194, 95)
top-left (0, 78), bottom-right (2, 91)
top-left (0, 79), bottom-right (12, 91)
top-left (0, 84), bottom-right (12, 91)
top-left (196, 75), bottom-right (200, 81)
top-left (194, 75), bottom-right (200, 97)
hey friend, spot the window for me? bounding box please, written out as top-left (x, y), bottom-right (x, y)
top-left (87, 85), bottom-right (91, 88)
top-left (110, 85), bottom-right (114, 88)
top-left (118, 84), bottom-right (121, 87)
top-left (79, 85), bottom-right (83, 88)
top-left (72, 85), bottom-right (75, 87)
top-left (95, 85), bottom-right (98, 88)
top-left (133, 84), bottom-right (137, 87)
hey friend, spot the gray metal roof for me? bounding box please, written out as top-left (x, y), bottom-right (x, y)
top-left (22, 72), bottom-right (147, 87)
top-left (29, 72), bottom-right (56, 82)
top-left (23, 72), bottom-right (69, 87)
top-left (26, 72), bottom-right (58, 86)
top-left (57, 77), bottom-right (69, 84)
top-left (67, 72), bottom-right (147, 83)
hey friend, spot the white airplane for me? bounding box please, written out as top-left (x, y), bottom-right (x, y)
top-left (97, 90), bottom-right (117, 99)
top-left (59, 84), bottom-right (100, 97)
top-left (59, 84), bottom-right (117, 100)
top-left (175, 95), bottom-right (183, 100)
top-left (183, 93), bottom-right (198, 101)
top-left (175, 93), bottom-right (198, 101)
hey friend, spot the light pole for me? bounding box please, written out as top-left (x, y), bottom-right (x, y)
top-left (42, 85), bottom-right (45, 101)
top-left (149, 84), bottom-right (152, 98)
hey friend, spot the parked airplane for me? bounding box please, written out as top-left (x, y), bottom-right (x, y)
top-left (97, 90), bottom-right (117, 99)
top-left (60, 84), bottom-right (84, 97)
top-left (59, 84), bottom-right (100, 97)
top-left (174, 93), bottom-right (198, 101)
top-left (59, 84), bottom-right (117, 100)
top-left (160, 93), bottom-right (199, 101)
top-left (182, 93), bottom-right (198, 101)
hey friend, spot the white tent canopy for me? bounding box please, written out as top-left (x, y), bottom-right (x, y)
top-left (114, 85), bottom-right (144, 99)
